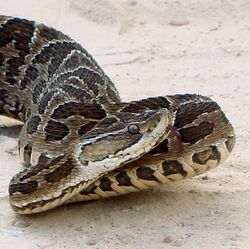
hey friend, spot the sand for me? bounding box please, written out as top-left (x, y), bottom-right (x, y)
top-left (0, 0), bottom-right (249, 248)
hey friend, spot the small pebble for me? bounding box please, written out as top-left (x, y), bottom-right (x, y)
top-left (12, 219), bottom-right (31, 228)
top-left (133, 206), bottom-right (141, 211)
top-left (169, 17), bottom-right (189, 26)
top-left (178, 222), bottom-right (185, 227)
top-left (202, 175), bottom-right (209, 180)
top-left (163, 234), bottom-right (174, 243)
top-left (127, 0), bottom-right (137, 6)
top-left (188, 189), bottom-right (196, 193)
top-left (230, 234), bottom-right (240, 241)
top-left (181, 233), bottom-right (193, 239)
top-left (74, 226), bottom-right (83, 232)
top-left (86, 239), bottom-right (97, 246)
top-left (173, 240), bottom-right (182, 247)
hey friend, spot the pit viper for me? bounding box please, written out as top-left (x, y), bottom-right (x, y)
top-left (0, 16), bottom-right (235, 214)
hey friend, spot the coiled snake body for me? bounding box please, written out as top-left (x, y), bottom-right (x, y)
top-left (0, 16), bottom-right (235, 214)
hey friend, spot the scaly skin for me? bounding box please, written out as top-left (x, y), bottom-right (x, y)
top-left (0, 16), bottom-right (235, 214)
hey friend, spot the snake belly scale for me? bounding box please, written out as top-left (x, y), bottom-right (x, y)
top-left (0, 15), bottom-right (235, 214)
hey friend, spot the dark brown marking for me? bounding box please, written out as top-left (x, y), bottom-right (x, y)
top-left (81, 117), bottom-right (120, 140)
top-left (32, 79), bottom-right (47, 104)
top-left (0, 18), bottom-right (35, 85)
top-left (99, 177), bottom-right (113, 191)
top-left (0, 89), bottom-right (8, 113)
top-left (20, 65), bottom-right (39, 89)
top-left (26, 115), bottom-right (41, 134)
top-left (32, 41), bottom-right (75, 65)
top-left (122, 96), bottom-right (170, 113)
top-left (51, 67), bottom-right (104, 96)
top-left (51, 101), bottom-right (106, 120)
top-left (78, 121), bottom-right (98, 136)
top-left (96, 117), bottom-right (118, 128)
top-left (49, 71), bottom-right (77, 88)
top-left (76, 68), bottom-right (101, 96)
top-left (0, 88), bottom-right (8, 99)
top-left (38, 24), bottom-right (68, 41)
top-left (63, 51), bottom-right (93, 71)
top-left (49, 70), bottom-right (71, 89)
top-left (47, 42), bottom-right (85, 77)
top-left (48, 57), bottom-right (61, 77)
top-left (106, 83), bottom-right (121, 103)
top-left (62, 84), bottom-right (92, 101)
top-left (8, 99), bottom-right (22, 117)
top-left (192, 148), bottom-right (216, 165)
top-left (147, 139), bottom-right (169, 155)
top-left (37, 90), bottom-right (56, 114)
top-left (31, 41), bottom-right (85, 79)
top-left (22, 41), bottom-right (84, 89)
top-left (20, 26), bottom-right (70, 88)
top-left (225, 135), bottom-right (235, 152)
top-left (178, 121), bottom-right (214, 144)
top-left (162, 160), bottom-right (187, 177)
top-left (174, 101), bottom-right (220, 128)
top-left (45, 158), bottom-right (75, 183)
top-left (136, 167), bottom-right (158, 181)
top-left (9, 181), bottom-right (38, 195)
top-left (48, 67), bottom-right (102, 97)
top-left (79, 184), bottom-right (97, 195)
top-left (172, 94), bottom-right (207, 104)
top-left (116, 171), bottom-right (132, 186)
top-left (44, 120), bottom-right (69, 141)
top-left (20, 154), bottom-right (65, 181)
top-left (0, 52), bottom-right (4, 65)
top-left (0, 17), bottom-right (34, 49)
top-left (193, 150), bottom-right (208, 164)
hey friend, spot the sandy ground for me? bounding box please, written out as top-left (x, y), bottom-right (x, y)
top-left (0, 0), bottom-right (249, 248)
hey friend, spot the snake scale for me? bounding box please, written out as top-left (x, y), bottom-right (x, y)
top-left (0, 15), bottom-right (235, 214)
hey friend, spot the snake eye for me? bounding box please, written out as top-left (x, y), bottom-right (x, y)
top-left (128, 124), bottom-right (140, 134)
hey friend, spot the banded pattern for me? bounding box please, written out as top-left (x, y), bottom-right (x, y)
top-left (0, 16), bottom-right (235, 214)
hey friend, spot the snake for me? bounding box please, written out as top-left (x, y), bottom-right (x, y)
top-left (0, 15), bottom-right (235, 214)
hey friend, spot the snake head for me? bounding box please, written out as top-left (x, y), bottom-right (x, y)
top-left (75, 108), bottom-right (171, 180)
